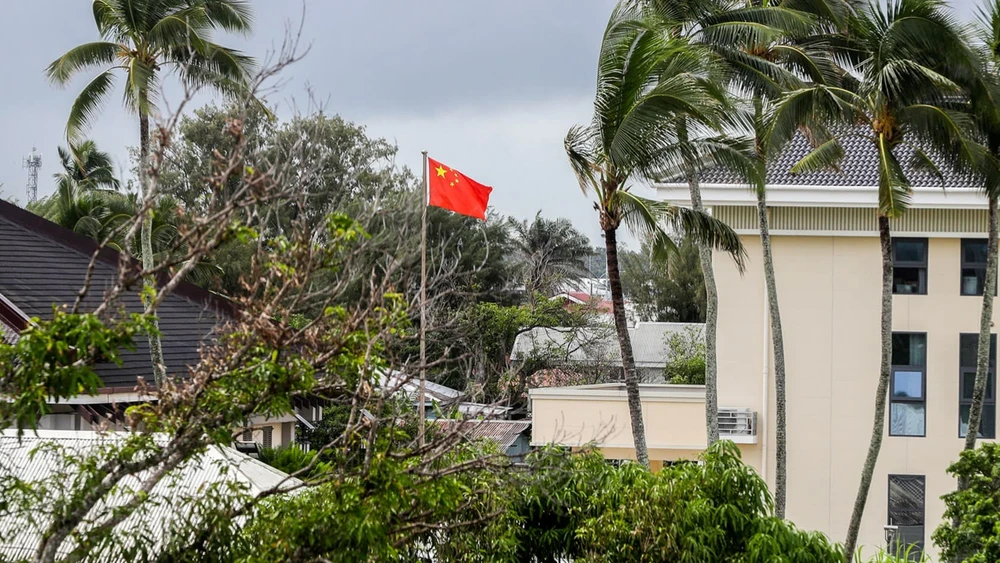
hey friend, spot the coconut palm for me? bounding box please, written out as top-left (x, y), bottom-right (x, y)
top-left (959, 0), bottom-right (1000, 459)
top-left (567, 3), bottom-right (747, 467)
top-left (767, 0), bottom-right (988, 556)
top-left (29, 141), bottom-right (122, 241)
top-left (508, 213), bottom-right (593, 296)
top-left (643, 0), bottom-right (853, 515)
top-left (46, 0), bottom-right (255, 387)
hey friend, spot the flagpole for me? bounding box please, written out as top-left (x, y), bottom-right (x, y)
top-left (419, 150), bottom-right (428, 448)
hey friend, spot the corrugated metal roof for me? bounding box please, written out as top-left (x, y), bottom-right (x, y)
top-left (671, 130), bottom-right (979, 189)
top-left (0, 430), bottom-right (296, 561)
top-left (510, 323), bottom-right (702, 368)
top-left (435, 419), bottom-right (531, 451)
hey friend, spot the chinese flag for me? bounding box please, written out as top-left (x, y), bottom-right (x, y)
top-left (427, 157), bottom-right (492, 220)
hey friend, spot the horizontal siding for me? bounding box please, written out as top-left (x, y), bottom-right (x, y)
top-left (714, 206), bottom-right (987, 234)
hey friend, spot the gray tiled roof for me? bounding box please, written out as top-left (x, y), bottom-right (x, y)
top-left (692, 131), bottom-right (979, 188)
top-left (435, 419), bottom-right (531, 451)
top-left (511, 323), bottom-right (703, 368)
top-left (0, 200), bottom-right (229, 388)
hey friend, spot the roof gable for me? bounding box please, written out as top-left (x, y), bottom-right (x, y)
top-left (0, 199), bottom-right (231, 388)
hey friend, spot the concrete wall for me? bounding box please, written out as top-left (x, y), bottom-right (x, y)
top-left (715, 234), bottom-right (999, 559)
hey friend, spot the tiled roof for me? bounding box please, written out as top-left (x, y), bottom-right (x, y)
top-left (690, 131), bottom-right (979, 188)
top-left (0, 430), bottom-right (295, 561)
top-left (435, 419), bottom-right (531, 451)
top-left (0, 199), bottom-right (230, 388)
top-left (511, 322), bottom-right (702, 368)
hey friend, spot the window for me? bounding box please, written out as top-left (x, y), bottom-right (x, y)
top-left (890, 333), bottom-right (926, 437)
top-left (263, 426), bottom-right (273, 448)
top-left (961, 239), bottom-right (994, 296)
top-left (241, 428), bottom-right (252, 442)
top-left (888, 475), bottom-right (925, 561)
top-left (893, 238), bottom-right (928, 295)
top-left (960, 334), bottom-right (997, 439)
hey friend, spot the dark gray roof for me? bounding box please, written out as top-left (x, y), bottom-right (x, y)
top-left (692, 131), bottom-right (979, 188)
top-left (0, 199), bottom-right (230, 389)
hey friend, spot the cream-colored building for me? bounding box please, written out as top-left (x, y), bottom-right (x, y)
top-left (530, 139), bottom-right (995, 560)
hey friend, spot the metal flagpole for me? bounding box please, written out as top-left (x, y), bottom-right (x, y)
top-left (419, 150), bottom-right (428, 447)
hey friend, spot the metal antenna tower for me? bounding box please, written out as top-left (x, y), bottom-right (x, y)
top-left (23, 147), bottom-right (42, 203)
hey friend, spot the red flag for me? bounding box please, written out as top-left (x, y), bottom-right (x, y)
top-left (427, 157), bottom-right (492, 220)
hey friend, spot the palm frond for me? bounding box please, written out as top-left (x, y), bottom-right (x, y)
top-left (202, 0), bottom-right (254, 34)
top-left (663, 204), bottom-right (747, 271)
top-left (875, 134), bottom-right (911, 218)
top-left (45, 42), bottom-right (120, 84)
top-left (66, 69), bottom-right (117, 141)
top-left (789, 138), bottom-right (845, 175)
top-left (565, 125), bottom-right (602, 199)
top-left (908, 147), bottom-right (945, 188)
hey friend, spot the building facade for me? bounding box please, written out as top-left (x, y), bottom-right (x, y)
top-left (530, 135), bottom-right (995, 560)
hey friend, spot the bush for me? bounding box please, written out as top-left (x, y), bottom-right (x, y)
top-left (933, 442), bottom-right (1000, 563)
top-left (258, 446), bottom-right (332, 479)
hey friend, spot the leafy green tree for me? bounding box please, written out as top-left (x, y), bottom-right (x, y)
top-left (621, 235), bottom-right (705, 322)
top-left (566, 3), bottom-right (746, 467)
top-left (46, 0), bottom-right (256, 387)
top-left (933, 443), bottom-right (1000, 563)
top-left (767, 0), bottom-right (990, 555)
top-left (663, 325), bottom-right (706, 384)
top-left (508, 213), bottom-right (592, 296)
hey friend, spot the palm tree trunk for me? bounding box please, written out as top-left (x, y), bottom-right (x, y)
top-left (844, 215), bottom-right (893, 562)
top-left (963, 195), bottom-right (998, 453)
top-left (604, 226), bottom-right (650, 468)
top-left (757, 192), bottom-right (788, 518)
top-left (138, 110), bottom-right (166, 387)
top-left (686, 171), bottom-right (720, 444)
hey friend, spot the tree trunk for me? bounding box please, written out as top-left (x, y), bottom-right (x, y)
top-left (844, 215), bottom-right (893, 562)
top-left (139, 110), bottom-right (166, 387)
top-left (604, 226), bottom-right (650, 468)
top-left (758, 192), bottom-right (788, 518)
top-left (687, 171), bottom-right (720, 444)
top-left (964, 196), bottom-right (998, 453)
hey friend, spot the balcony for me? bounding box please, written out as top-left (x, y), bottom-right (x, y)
top-left (529, 383), bottom-right (757, 461)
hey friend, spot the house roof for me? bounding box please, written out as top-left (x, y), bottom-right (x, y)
top-left (669, 130), bottom-right (979, 189)
top-left (0, 430), bottom-right (295, 561)
top-left (378, 371), bottom-right (513, 417)
top-left (0, 199), bottom-right (231, 389)
top-left (435, 419), bottom-right (531, 451)
top-left (510, 322), bottom-right (702, 368)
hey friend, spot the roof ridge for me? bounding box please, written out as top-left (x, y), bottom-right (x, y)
top-left (0, 199), bottom-right (234, 316)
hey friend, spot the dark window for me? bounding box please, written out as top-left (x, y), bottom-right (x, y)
top-left (961, 239), bottom-right (995, 296)
top-left (890, 333), bottom-right (926, 437)
top-left (959, 334), bottom-right (997, 439)
top-left (888, 475), bottom-right (925, 561)
top-left (893, 238), bottom-right (928, 295)
top-left (263, 426), bottom-right (273, 448)
top-left (241, 428), bottom-right (252, 442)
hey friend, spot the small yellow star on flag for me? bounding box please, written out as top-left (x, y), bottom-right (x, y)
top-left (435, 166), bottom-right (447, 178)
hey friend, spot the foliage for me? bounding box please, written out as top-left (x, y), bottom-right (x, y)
top-left (663, 325), bottom-right (706, 385)
top-left (509, 441), bottom-right (844, 562)
top-left (933, 443), bottom-right (1000, 563)
top-left (508, 212), bottom-right (593, 296)
top-left (257, 446), bottom-right (332, 480)
top-left (621, 235), bottom-right (705, 323)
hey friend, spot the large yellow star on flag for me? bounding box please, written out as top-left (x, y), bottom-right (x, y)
top-left (435, 165), bottom-right (447, 178)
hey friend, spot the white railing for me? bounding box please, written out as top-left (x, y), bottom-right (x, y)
top-left (718, 408), bottom-right (757, 444)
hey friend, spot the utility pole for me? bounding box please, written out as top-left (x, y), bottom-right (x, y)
top-left (23, 147), bottom-right (41, 203)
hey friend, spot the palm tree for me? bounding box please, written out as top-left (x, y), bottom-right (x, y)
top-left (46, 0), bottom-right (255, 387)
top-left (644, 0), bottom-right (853, 515)
top-left (767, 0), bottom-right (987, 556)
top-left (509, 213), bottom-right (593, 296)
top-left (567, 4), bottom-right (747, 467)
top-left (29, 141), bottom-right (122, 241)
top-left (960, 0), bottom-right (1000, 457)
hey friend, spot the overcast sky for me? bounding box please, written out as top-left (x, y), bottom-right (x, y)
top-left (0, 0), bottom-right (982, 246)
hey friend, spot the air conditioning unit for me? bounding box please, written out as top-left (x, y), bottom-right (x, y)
top-left (718, 408), bottom-right (758, 444)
